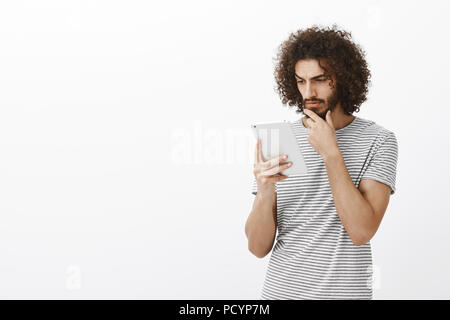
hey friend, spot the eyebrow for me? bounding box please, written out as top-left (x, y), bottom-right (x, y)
top-left (294, 73), bottom-right (328, 80)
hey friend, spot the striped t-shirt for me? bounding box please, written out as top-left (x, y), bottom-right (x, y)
top-left (251, 115), bottom-right (398, 300)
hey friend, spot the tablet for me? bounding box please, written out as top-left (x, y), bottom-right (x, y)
top-left (251, 121), bottom-right (308, 176)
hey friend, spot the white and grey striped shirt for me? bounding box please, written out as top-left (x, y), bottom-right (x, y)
top-left (251, 115), bottom-right (398, 300)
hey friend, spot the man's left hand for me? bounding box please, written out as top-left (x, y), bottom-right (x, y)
top-left (303, 109), bottom-right (340, 160)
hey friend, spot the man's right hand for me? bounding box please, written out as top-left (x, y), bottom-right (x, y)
top-left (253, 138), bottom-right (292, 195)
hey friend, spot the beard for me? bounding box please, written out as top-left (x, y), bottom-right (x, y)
top-left (303, 88), bottom-right (340, 120)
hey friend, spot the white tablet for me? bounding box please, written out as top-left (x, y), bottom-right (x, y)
top-left (251, 121), bottom-right (308, 176)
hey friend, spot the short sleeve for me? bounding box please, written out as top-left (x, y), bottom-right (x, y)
top-left (361, 131), bottom-right (398, 195)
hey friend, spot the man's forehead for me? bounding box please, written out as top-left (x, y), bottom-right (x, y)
top-left (294, 59), bottom-right (332, 79)
top-left (294, 72), bottom-right (327, 79)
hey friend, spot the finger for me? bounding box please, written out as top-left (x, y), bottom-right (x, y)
top-left (263, 154), bottom-right (288, 169)
top-left (271, 174), bottom-right (289, 182)
top-left (263, 161), bottom-right (292, 176)
top-left (257, 138), bottom-right (265, 162)
top-left (306, 118), bottom-right (315, 128)
top-left (255, 138), bottom-right (263, 163)
top-left (326, 110), bottom-right (334, 129)
top-left (264, 163), bottom-right (291, 176)
top-left (264, 174), bottom-right (289, 183)
top-left (303, 108), bottom-right (322, 122)
top-left (254, 138), bottom-right (259, 163)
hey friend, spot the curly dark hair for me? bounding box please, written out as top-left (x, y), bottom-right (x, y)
top-left (273, 24), bottom-right (371, 115)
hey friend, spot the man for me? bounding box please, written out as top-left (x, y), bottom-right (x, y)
top-left (245, 25), bottom-right (398, 300)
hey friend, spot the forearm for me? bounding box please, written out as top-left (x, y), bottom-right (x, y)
top-left (323, 150), bottom-right (375, 245)
top-left (245, 192), bottom-right (277, 258)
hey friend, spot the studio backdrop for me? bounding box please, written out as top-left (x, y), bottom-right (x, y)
top-left (0, 0), bottom-right (449, 299)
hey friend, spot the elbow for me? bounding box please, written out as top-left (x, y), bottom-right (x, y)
top-left (350, 233), bottom-right (372, 246)
top-left (247, 238), bottom-right (270, 258)
top-left (351, 238), bottom-right (368, 246)
top-left (245, 221), bottom-right (274, 258)
top-left (349, 229), bottom-right (374, 246)
top-left (248, 246), bottom-right (269, 259)
top-left (348, 217), bottom-right (377, 246)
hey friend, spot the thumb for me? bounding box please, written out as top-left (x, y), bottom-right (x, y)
top-left (326, 110), bottom-right (334, 128)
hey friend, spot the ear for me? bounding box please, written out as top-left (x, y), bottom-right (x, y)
top-left (326, 110), bottom-right (334, 129)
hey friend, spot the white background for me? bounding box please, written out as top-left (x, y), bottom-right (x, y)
top-left (0, 0), bottom-right (449, 299)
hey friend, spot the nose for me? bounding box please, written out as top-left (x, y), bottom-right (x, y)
top-left (303, 82), bottom-right (316, 100)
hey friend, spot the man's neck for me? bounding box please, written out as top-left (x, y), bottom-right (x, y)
top-left (330, 111), bottom-right (355, 131)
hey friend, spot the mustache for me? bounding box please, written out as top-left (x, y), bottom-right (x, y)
top-left (304, 100), bottom-right (323, 103)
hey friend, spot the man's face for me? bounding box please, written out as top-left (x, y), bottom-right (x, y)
top-left (294, 58), bottom-right (340, 120)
